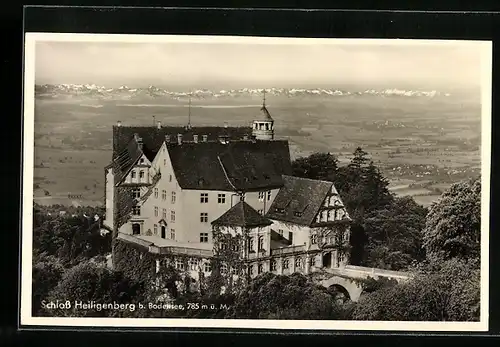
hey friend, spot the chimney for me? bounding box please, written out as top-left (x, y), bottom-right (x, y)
top-left (117, 121), bottom-right (122, 127)
top-left (177, 133), bottom-right (183, 145)
top-left (165, 134), bottom-right (170, 143)
top-left (202, 135), bottom-right (208, 142)
top-left (193, 134), bottom-right (199, 143)
top-left (157, 121), bottom-right (161, 129)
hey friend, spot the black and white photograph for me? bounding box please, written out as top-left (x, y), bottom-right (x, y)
top-left (21, 33), bottom-right (491, 331)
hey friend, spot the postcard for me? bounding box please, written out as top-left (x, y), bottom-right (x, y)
top-left (20, 33), bottom-right (491, 331)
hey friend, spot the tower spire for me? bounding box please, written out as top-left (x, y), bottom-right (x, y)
top-left (262, 89), bottom-right (266, 107)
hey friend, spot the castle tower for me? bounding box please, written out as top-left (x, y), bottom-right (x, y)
top-left (252, 90), bottom-right (274, 140)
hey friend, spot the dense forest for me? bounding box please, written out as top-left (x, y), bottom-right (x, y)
top-left (32, 147), bottom-right (481, 321)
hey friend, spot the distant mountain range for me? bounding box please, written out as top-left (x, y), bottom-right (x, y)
top-left (35, 83), bottom-right (451, 100)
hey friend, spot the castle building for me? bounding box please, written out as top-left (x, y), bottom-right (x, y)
top-left (104, 96), bottom-right (351, 285)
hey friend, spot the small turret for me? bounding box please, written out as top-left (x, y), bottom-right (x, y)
top-left (252, 89), bottom-right (274, 140)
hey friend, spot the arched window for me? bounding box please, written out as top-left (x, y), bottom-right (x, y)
top-left (271, 260), bottom-right (277, 271)
top-left (258, 263), bottom-right (264, 274)
top-left (283, 259), bottom-right (289, 270)
top-left (132, 223), bottom-right (140, 235)
top-left (295, 257), bottom-right (303, 269)
top-left (258, 236), bottom-right (264, 251)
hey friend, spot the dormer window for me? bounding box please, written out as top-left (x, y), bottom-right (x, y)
top-left (139, 170), bottom-right (145, 179)
top-left (131, 171), bottom-right (136, 179)
top-left (275, 207), bottom-right (285, 214)
top-left (294, 211), bottom-right (303, 217)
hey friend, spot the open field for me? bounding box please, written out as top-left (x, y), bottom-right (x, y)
top-left (32, 92), bottom-right (482, 207)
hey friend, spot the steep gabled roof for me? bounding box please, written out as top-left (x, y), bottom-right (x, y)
top-left (266, 175), bottom-right (333, 226)
top-left (167, 140), bottom-right (292, 191)
top-left (110, 136), bottom-right (143, 185)
top-left (212, 201), bottom-right (272, 228)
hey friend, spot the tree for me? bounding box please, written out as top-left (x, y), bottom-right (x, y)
top-left (291, 152), bottom-right (338, 182)
top-left (227, 272), bottom-right (349, 319)
top-left (352, 258), bottom-right (480, 321)
top-left (362, 196), bottom-right (428, 270)
top-left (32, 253), bottom-right (65, 316)
top-left (422, 177), bottom-right (481, 262)
top-left (44, 261), bottom-right (141, 317)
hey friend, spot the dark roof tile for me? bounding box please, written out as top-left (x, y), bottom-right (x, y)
top-left (167, 140), bottom-right (292, 191)
top-left (212, 201), bottom-right (272, 227)
top-left (266, 175), bottom-right (333, 226)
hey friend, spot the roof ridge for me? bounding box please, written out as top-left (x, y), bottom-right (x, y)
top-left (283, 174), bottom-right (334, 185)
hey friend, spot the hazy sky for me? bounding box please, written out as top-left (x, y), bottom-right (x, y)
top-left (35, 39), bottom-right (484, 90)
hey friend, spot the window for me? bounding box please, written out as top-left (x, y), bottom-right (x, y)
top-left (131, 171), bottom-right (136, 179)
top-left (154, 206), bottom-right (159, 217)
top-left (162, 189), bottom-right (167, 200)
top-left (258, 236), bottom-right (264, 251)
top-left (258, 191), bottom-right (265, 201)
top-left (294, 211), bottom-right (302, 217)
top-left (132, 223), bottom-right (140, 235)
top-left (249, 265), bottom-right (254, 276)
top-left (162, 208), bottom-right (167, 219)
top-left (218, 194), bottom-right (226, 204)
top-left (275, 207), bottom-right (285, 214)
top-left (310, 257), bottom-right (316, 267)
top-left (154, 188), bottom-right (159, 198)
top-left (170, 211), bottom-right (175, 222)
top-left (295, 257), bottom-right (303, 269)
top-left (153, 224), bottom-right (158, 235)
top-left (204, 262), bottom-right (211, 272)
top-left (139, 158), bottom-right (145, 164)
top-left (200, 213), bottom-right (208, 223)
top-left (132, 206), bottom-right (141, 216)
top-left (267, 191), bottom-right (272, 201)
top-left (220, 242), bottom-right (227, 251)
top-left (132, 188), bottom-right (140, 199)
top-left (200, 193), bottom-right (208, 203)
top-left (258, 263), bottom-right (264, 274)
top-left (278, 229), bottom-right (283, 236)
top-left (200, 232), bottom-right (209, 243)
top-left (171, 191), bottom-right (176, 204)
top-left (221, 263), bottom-right (228, 274)
top-left (283, 259), bottom-right (289, 270)
top-left (169, 174), bottom-right (172, 182)
top-left (232, 244), bottom-right (240, 252)
top-left (311, 234), bottom-right (317, 244)
top-left (248, 237), bottom-right (255, 252)
top-left (289, 231), bottom-right (293, 243)
top-left (189, 258), bottom-right (199, 270)
top-left (271, 260), bottom-right (277, 271)
top-left (258, 209), bottom-right (264, 215)
top-left (163, 159), bottom-right (166, 166)
top-left (139, 170), bottom-right (144, 179)
top-left (240, 194), bottom-right (245, 202)
top-left (170, 229), bottom-right (175, 240)
top-left (231, 267), bottom-right (238, 275)
top-left (175, 259), bottom-right (184, 270)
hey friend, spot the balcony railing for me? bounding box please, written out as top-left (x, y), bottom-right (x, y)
top-left (270, 244), bottom-right (306, 256)
top-left (117, 233), bottom-right (213, 258)
top-left (149, 245), bottom-right (213, 258)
